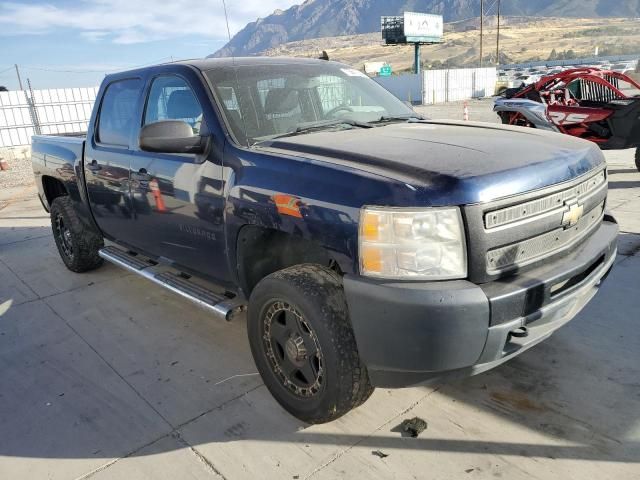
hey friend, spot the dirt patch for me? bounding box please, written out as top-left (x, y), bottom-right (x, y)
top-left (490, 390), bottom-right (546, 412)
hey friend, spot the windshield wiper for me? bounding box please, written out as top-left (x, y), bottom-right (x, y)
top-left (369, 115), bottom-right (425, 124)
top-left (260, 119), bottom-right (373, 142)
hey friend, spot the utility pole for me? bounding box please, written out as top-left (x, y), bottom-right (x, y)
top-left (14, 64), bottom-right (24, 91)
top-left (496, 0), bottom-right (501, 65)
top-left (26, 78), bottom-right (41, 135)
top-left (479, 0), bottom-right (484, 68)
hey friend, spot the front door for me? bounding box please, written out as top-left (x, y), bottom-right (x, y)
top-left (84, 78), bottom-right (143, 244)
top-left (129, 74), bottom-right (227, 282)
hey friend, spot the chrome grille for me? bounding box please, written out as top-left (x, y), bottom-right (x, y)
top-left (463, 167), bottom-right (609, 283)
top-left (486, 201), bottom-right (605, 272)
top-left (485, 170), bottom-right (606, 229)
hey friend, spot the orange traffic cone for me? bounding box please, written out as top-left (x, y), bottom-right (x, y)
top-left (463, 101), bottom-right (469, 121)
top-left (149, 179), bottom-right (167, 213)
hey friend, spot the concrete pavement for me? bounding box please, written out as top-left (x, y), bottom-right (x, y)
top-left (1, 130), bottom-right (639, 479)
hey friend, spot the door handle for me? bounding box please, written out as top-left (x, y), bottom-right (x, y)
top-left (87, 159), bottom-right (101, 172)
top-left (132, 168), bottom-right (151, 181)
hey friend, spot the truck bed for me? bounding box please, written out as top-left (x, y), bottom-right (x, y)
top-left (31, 134), bottom-right (87, 212)
top-left (31, 134), bottom-right (86, 173)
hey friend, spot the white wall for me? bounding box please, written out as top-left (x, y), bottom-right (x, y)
top-left (423, 67), bottom-right (497, 105)
top-left (0, 87), bottom-right (99, 148)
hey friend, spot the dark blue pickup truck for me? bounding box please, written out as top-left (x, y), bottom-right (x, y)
top-left (32, 57), bottom-right (618, 423)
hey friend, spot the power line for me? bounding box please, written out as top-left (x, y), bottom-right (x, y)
top-left (484, 0), bottom-right (500, 16)
top-left (20, 66), bottom-right (113, 73)
top-left (19, 56), bottom-right (176, 75)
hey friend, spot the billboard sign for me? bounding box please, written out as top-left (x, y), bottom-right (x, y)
top-left (403, 12), bottom-right (443, 43)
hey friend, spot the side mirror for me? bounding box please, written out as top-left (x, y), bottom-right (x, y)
top-left (139, 120), bottom-right (205, 154)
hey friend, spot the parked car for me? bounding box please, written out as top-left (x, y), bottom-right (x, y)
top-left (32, 57), bottom-right (618, 423)
top-left (610, 63), bottom-right (635, 75)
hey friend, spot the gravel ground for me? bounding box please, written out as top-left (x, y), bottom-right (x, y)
top-left (0, 147), bottom-right (34, 189)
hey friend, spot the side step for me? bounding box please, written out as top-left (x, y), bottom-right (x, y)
top-left (98, 246), bottom-right (243, 321)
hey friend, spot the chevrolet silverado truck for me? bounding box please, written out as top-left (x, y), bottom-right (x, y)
top-left (32, 58), bottom-right (618, 424)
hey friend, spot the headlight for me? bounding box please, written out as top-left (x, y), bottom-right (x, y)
top-left (359, 206), bottom-right (467, 280)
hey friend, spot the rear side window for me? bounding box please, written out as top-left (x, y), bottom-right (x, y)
top-left (97, 79), bottom-right (142, 147)
top-left (144, 76), bottom-right (203, 134)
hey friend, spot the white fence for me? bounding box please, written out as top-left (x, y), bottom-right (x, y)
top-left (423, 67), bottom-right (497, 104)
top-left (0, 87), bottom-right (99, 148)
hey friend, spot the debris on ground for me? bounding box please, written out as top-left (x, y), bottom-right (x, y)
top-left (372, 450), bottom-right (389, 459)
top-left (399, 417), bottom-right (428, 438)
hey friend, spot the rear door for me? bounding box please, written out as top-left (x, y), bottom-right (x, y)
top-left (129, 71), bottom-right (227, 282)
top-left (84, 78), bottom-right (143, 244)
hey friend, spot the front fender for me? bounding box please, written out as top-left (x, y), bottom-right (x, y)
top-left (221, 144), bottom-right (415, 283)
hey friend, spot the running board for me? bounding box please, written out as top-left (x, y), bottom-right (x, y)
top-left (98, 246), bottom-right (242, 321)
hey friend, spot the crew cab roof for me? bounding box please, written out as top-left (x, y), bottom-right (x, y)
top-left (108, 56), bottom-right (341, 79)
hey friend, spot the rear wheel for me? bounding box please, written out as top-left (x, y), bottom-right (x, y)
top-left (636, 148), bottom-right (640, 172)
top-left (50, 196), bottom-right (104, 273)
top-left (248, 264), bottom-right (373, 424)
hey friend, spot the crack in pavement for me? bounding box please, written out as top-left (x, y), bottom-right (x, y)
top-left (73, 386), bottom-right (264, 480)
top-left (304, 387), bottom-right (442, 480)
top-left (0, 234), bottom-right (53, 247)
top-left (174, 432), bottom-right (228, 480)
top-left (44, 296), bottom-right (263, 480)
top-left (44, 299), bottom-right (177, 430)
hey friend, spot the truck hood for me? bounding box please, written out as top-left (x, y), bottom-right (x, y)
top-left (259, 120), bottom-right (605, 205)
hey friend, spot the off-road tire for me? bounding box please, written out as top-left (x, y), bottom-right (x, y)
top-left (50, 196), bottom-right (104, 273)
top-left (635, 148), bottom-right (640, 172)
top-left (248, 264), bottom-right (373, 424)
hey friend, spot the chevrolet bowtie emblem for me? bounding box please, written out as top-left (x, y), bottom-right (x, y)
top-left (562, 199), bottom-right (584, 228)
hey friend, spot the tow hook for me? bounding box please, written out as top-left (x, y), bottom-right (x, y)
top-left (509, 326), bottom-right (529, 339)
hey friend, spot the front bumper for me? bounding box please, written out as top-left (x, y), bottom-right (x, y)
top-left (343, 220), bottom-right (618, 388)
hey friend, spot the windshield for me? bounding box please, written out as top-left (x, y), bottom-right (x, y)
top-left (204, 62), bottom-right (416, 146)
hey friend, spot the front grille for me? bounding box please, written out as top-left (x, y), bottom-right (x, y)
top-left (486, 201), bottom-right (604, 272)
top-left (463, 167), bottom-right (608, 283)
top-left (485, 171), bottom-right (606, 229)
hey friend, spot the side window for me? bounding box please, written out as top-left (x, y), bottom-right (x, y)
top-left (144, 76), bottom-right (203, 134)
top-left (97, 79), bottom-right (142, 147)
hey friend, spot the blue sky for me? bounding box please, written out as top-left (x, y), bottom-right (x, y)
top-left (0, 0), bottom-right (299, 90)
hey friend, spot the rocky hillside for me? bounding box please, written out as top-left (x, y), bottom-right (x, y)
top-left (212, 0), bottom-right (640, 57)
top-left (260, 17), bottom-right (640, 72)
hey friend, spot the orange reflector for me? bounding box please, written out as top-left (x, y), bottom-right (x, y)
top-left (361, 211), bottom-right (380, 241)
top-left (273, 194), bottom-right (303, 218)
top-left (361, 246), bottom-right (382, 273)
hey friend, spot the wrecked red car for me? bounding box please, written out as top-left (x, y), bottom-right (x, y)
top-left (495, 68), bottom-right (640, 171)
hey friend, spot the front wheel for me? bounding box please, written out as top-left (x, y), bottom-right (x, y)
top-left (248, 264), bottom-right (373, 424)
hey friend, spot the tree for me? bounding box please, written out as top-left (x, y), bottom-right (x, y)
top-left (548, 49), bottom-right (558, 61)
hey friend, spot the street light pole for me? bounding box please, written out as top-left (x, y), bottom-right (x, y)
top-left (496, 0), bottom-right (501, 65)
top-left (480, 0), bottom-right (484, 68)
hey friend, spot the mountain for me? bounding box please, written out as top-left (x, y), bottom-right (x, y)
top-left (212, 0), bottom-right (640, 57)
